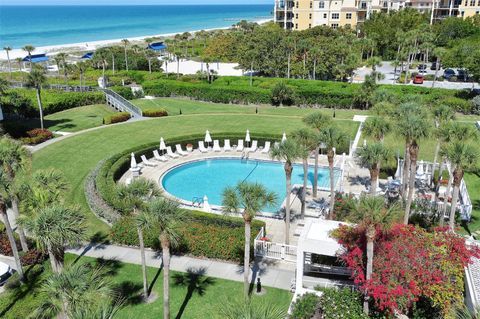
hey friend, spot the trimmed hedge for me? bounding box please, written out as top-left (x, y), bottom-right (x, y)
top-left (110, 86), bottom-right (135, 100)
top-left (111, 211), bottom-right (265, 261)
top-left (103, 112), bottom-right (130, 125)
top-left (143, 108), bottom-right (168, 117)
top-left (20, 128), bottom-right (53, 145)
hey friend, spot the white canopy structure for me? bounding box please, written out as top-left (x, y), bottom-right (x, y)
top-left (245, 129), bottom-right (251, 142)
top-left (159, 137), bottom-right (167, 150)
top-left (202, 195), bottom-right (211, 213)
top-left (281, 132), bottom-right (287, 142)
top-left (130, 152), bottom-right (137, 169)
top-left (205, 130), bottom-right (212, 143)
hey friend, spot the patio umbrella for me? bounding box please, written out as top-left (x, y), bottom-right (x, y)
top-left (202, 195), bottom-right (211, 213)
top-left (130, 153), bottom-right (137, 169)
top-left (205, 130), bottom-right (212, 147)
top-left (159, 137), bottom-right (167, 155)
top-left (416, 160), bottom-right (424, 176)
top-left (281, 132), bottom-right (287, 143)
top-left (245, 129), bottom-right (251, 147)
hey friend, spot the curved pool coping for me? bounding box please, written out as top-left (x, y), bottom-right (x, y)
top-left (157, 155), bottom-right (341, 218)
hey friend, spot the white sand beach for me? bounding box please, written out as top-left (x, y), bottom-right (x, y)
top-left (0, 19), bottom-right (272, 61)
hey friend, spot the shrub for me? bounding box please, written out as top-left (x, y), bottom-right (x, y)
top-left (111, 86), bottom-right (135, 100)
top-left (271, 82), bottom-right (295, 106)
top-left (471, 95), bottom-right (480, 115)
top-left (290, 293), bottom-right (320, 319)
top-left (441, 96), bottom-right (472, 113)
top-left (103, 112), bottom-right (130, 125)
top-left (20, 128), bottom-right (53, 145)
top-left (317, 288), bottom-right (367, 319)
top-left (20, 249), bottom-right (47, 266)
top-left (142, 108), bottom-right (168, 117)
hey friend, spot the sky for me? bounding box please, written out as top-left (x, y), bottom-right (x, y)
top-left (0, 0), bottom-right (270, 5)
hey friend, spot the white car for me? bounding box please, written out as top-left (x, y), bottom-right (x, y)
top-left (0, 262), bottom-right (13, 285)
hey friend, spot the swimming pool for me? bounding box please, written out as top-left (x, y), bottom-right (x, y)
top-left (161, 158), bottom-right (341, 213)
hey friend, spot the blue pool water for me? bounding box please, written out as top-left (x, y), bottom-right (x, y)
top-left (161, 158), bottom-right (341, 213)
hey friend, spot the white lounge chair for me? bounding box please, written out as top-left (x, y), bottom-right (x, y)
top-left (175, 144), bottom-right (188, 156)
top-left (213, 140), bottom-right (221, 152)
top-left (141, 155), bottom-right (157, 167)
top-left (249, 140), bottom-right (258, 152)
top-left (153, 150), bottom-right (167, 162)
top-left (223, 139), bottom-right (232, 151)
top-left (236, 139), bottom-right (244, 152)
top-left (198, 141), bottom-right (208, 153)
top-left (166, 146), bottom-right (179, 158)
top-left (261, 141), bottom-right (271, 154)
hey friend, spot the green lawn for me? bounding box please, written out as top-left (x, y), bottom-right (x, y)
top-left (133, 97), bottom-right (367, 120)
top-left (0, 254), bottom-right (292, 319)
top-left (7, 104), bottom-right (114, 133)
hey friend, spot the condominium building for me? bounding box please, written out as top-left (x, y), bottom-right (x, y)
top-left (274, 0), bottom-right (480, 30)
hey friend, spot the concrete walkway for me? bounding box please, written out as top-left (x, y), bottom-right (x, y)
top-left (67, 244), bottom-right (295, 291)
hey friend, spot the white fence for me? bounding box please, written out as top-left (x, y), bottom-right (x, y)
top-left (254, 227), bottom-right (297, 262)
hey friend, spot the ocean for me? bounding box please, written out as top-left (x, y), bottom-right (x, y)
top-left (0, 5), bottom-right (272, 49)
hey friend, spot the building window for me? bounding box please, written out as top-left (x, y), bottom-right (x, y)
top-left (296, 1), bottom-right (299, 8)
top-left (324, 13), bottom-right (327, 18)
top-left (383, 1), bottom-right (388, 7)
top-left (310, 1), bottom-right (313, 8)
top-left (309, 23), bottom-right (312, 28)
top-left (319, 1), bottom-right (325, 8)
top-left (332, 13), bottom-right (340, 19)
top-left (296, 13), bottom-right (299, 18)
top-left (331, 23), bottom-right (339, 29)
top-left (470, 0), bottom-right (475, 5)
top-left (295, 23), bottom-right (298, 29)
top-left (309, 13), bottom-right (312, 19)
top-left (346, 12), bottom-right (352, 19)
top-left (461, 11), bottom-right (465, 16)
top-left (361, 2), bottom-right (367, 8)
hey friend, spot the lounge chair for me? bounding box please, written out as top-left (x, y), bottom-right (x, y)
top-left (166, 146), bottom-right (179, 159)
top-left (274, 142), bottom-right (280, 149)
top-left (213, 140), bottom-right (221, 152)
top-left (261, 141), bottom-right (271, 154)
top-left (153, 150), bottom-right (167, 162)
top-left (249, 140), bottom-right (258, 152)
top-left (198, 141), bottom-right (208, 153)
top-left (141, 155), bottom-right (157, 167)
top-left (175, 144), bottom-right (188, 156)
top-left (224, 139), bottom-right (232, 151)
top-left (236, 139), bottom-right (244, 152)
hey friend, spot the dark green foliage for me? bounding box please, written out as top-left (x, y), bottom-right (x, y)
top-left (270, 82), bottom-right (295, 106)
top-left (290, 293), bottom-right (320, 319)
top-left (110, 86), bottom-right (135, 100)
top-left (103, 112), bottom-right (130, 125)
top-left (317, 288), bottom-right (367, 319)
top-left (92, 46), bottom-right (162, 72)
top-left (142, 108), bottom-right (168, 117)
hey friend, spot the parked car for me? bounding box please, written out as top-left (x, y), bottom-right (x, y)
top-left (431, 61), bottom-right (441, 70)
top-left (0, 262), bottom-right (13, 285)
top-left (418, 64), bottom-right (427, 73)
top-left (457, 69), bottom-right (468, 81)
top-left (443, 68), bottom-right (456, 79)
top-left (413, 74), bottom-right (424, 84)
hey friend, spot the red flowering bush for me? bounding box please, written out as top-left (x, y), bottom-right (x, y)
top-left (20, 128), bottom-right (53, 145)
top-left (334, 223), bottom-right (480, 317)
top-left (333, 192), bottom-right (357, 221)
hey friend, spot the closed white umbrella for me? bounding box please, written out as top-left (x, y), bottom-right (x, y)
top-left (245, 129), bottom-right (251, 147)
top-left (416, 160), bottom-right (424, 176)
top-left (159, 137), bottom-right (166, 150)
top-left (130, 153), bottom-right (137, 169)
top-left (202, 195), bottom-right (211, 213)
top-left (281, 132), bottom-right (287, 143)
top-left (205, 130), bottom-right (212, 143)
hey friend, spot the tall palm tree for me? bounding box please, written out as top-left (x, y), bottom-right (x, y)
top-left (431, 104), bottom-right (455, 187)
top-left (222, 182), bottom-right (277, 298)
top-left (26, 66), bottom-right (47, 129)
top-left (3, 46), bottom-right (12, 80)
top-left (291, 128), bottom-right (317, 218)
top-left (19, 205), bottom-right (86, 273)
top-left (366, 57), bottom-right (383, 82)
top-left (270, 139), bottom-right (303, 244)
top-left (440, 141), bottom-right (478, 231)
top-left (320, 125), bottom-right (348, 217)
top-left (76, 61), bottom-right (89, 91)
top-left (15, 57), bottom-right (23, 72)
top-left (357, 143), bottom-right (391, 196)
top-left (362, 116), bottom-right (390, 143)
top-left (56, 52), bottom-right (68, 84)
top-left (22, 45), bottom-right (35, 71)
top-left (0, 137), bottom-right (31, 252)
top-left (116, 178), bottom-right (160, 299)
top-left (121, 39), bottom-right (129, 71)
top-left (53, 55), bottom-right (63, 77)
top-left (108, 47), bottom-right (116, 75)
top-left (34, 263), bottom-right (122, 319)
top-left (303, 112), bottom-right (332, 198)
top-left (145, 49), bottom-right (157, 74)
top-left (141, 198), bottom-right (182, 319)
top-left (345, 196), bottom-right (401, 315)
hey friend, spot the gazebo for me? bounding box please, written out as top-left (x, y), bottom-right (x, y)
top-left (148, 42), bottom-right (167, 52)
top-left (81, 52), bottom-right (94, 60)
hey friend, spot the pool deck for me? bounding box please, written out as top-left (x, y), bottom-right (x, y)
top-left (119, 147), bottom-right (373, 245)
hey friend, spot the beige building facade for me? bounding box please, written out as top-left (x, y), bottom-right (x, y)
top-left (274, 0), bottom-right (479, 30)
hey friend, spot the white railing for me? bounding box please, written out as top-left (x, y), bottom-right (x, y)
top-left (305, 263), bottom-right (351, 276)
top-left (254, 227), bottom-right (297, 262)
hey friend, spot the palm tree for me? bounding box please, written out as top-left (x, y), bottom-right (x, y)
top-left (320, 125), bottom-right (348, 217)
top-left (15, 57), bottom-right (23, 72)
top-left (26, 65), bottom-right (47, 129)
top-left (270, 140), bottom-right (303, 244)
top-left (22, 168), bottom-right (69, 213)
top-left (0, 137), bottom-right (31, 252)
top-left (0, 170), bottom-right (24, 281)
top-left (56, 52), bottom-right (68, 84)
top-left (291, 128), bottom-right (317, 218)
top-left (220, 298), bottom-right (287, 319)
top-left (366, 57), bottom-right (383, 82)
top-left (440, 141), bottom-right (478, 231)
top-left (121, 39), bottom-right (129, 71)
top-left (222, 182), bottom-right (277, 298)
top-left (53, 55), bottom-right (63, 77)
top-left (362, 116), bottom-right (390, 143)
top-left (19, 205), bottom-right (86, 273)
top-left (22, 45), bottom-right (35, 71)
top-left (76, 61), bottom-right (89, 91)
top-left (3, 46), bottom-right (12, 79)
top-left (145, 49), bottom-right (157, 74)
top-left (116, 178), bottom-right (160, 299)
top-left (34, 263), bottom-right (122, 319)
top-left (431, 104), bottom-right (455, 187)
top-left (345, 196), bottom-right (401, 315)
top-left (303, 112), bottom-right (332, 198)
top-left (108, 47), bottom-right (116, 75)
top-left (141, 198), bottom-right (182, 319)
top-left (357, 143), bottom-right (391, 196)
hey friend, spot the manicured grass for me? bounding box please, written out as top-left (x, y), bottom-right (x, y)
top-left (463, 172), bottom-right (480, 235)
top-left (32, 113), bottom-right (358, 235)
top-left (7, 104), bottom-right (114, 133)
top-left (0, 254), bottom-right (292, 319)
top-left (133, 97), bottom-right (367, 120)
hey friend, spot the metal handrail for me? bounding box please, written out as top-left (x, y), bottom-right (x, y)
top-left (103, 88), bottom-right (143, 117)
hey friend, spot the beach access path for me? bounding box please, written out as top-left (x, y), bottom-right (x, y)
top-left (67, 243), bottom-right (296, 290)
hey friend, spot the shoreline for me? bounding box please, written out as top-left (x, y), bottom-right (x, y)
top-left (0, 18), bottom-right (272, 61)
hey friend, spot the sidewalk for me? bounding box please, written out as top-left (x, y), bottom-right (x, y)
top-left (67, 244), bottom-right (295, 290)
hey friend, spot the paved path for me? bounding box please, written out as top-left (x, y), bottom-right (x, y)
top-left (67, 244), bottom-right (295, 290)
